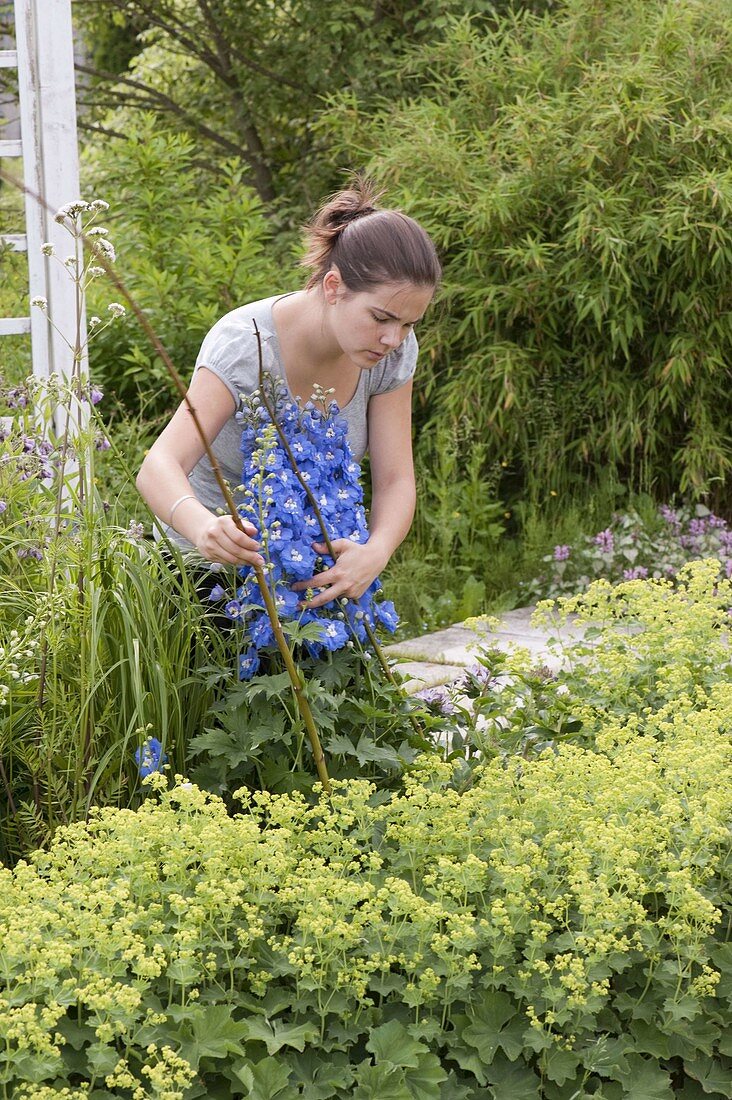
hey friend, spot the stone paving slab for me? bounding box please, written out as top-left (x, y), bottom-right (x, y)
top-left (385, 605), bottom-right (589, 692)
top-left (390, 661), bottom-right (468, 693)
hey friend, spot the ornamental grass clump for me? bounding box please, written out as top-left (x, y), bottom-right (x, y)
top-left (0, 196), bottom-right (239, 864)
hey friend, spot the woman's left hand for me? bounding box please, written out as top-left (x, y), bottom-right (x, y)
top-left (291, 540), bottom-right (388, 609)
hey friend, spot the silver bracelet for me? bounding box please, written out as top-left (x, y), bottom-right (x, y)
top-left (168, 493), bottom-right (197, 526)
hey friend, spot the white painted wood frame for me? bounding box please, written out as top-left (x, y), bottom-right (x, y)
top-left (3, 0), bottom-right (87, 435)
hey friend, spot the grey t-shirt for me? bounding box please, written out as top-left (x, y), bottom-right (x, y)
top-left (162, 293), bottom-right (418, 550)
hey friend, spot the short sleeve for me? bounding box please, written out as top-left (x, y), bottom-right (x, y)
top-left (193, 313), bottom-right (262, 407)
top-left (368, 330), bottom-right (419, 396)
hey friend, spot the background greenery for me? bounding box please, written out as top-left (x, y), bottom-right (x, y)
top-left (2, 0), bottom-right (732, 624)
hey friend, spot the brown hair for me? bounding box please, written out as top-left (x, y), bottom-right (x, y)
top-left (301, 177), bottom-right (441, 292)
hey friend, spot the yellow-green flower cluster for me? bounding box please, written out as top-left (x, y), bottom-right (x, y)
top-left (0, 567), bottom-right (730, 1094)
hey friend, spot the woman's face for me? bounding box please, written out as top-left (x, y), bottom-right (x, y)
top-left (323, 271), bottom-right (434, 370)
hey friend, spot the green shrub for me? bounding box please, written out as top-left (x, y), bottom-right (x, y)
top-left (83, 119), bottom-right (279, 412)
top-left (322, 0), bottom-right (732, 508)
top-left (1, 567), bottom-right (730, 1098)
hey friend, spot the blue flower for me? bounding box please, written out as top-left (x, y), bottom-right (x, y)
top-left (374, 600), bottom-right (399, 634)
top-left (208, 583), bottom-right (226, 601)
top-left (236, 380), bottom-right (401, 662)
top-left (224, 599), bottom-right (243, 620)
top-left (238, 647), bottom-right (260, 681)
top-left (318, 619), bottom-right (350, 651)
top-left (135, 736), bottom-right (168, 778)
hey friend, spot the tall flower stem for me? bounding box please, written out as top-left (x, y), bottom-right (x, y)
top-left (0, 168), bottom-right (331, 794)
top-left (252, 324), bottom-right (425, 740)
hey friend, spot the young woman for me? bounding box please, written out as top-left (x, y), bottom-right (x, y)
top-left (136, 180), bottom-right (441, 610)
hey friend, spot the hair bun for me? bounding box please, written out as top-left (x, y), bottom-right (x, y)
top-left (300, 175), bottom-right (441, 292)
top-left (330, 200), bottom-right (377, 232)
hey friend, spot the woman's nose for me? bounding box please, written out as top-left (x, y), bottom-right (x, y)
top-left (380, 324), bottom-right (402, 348)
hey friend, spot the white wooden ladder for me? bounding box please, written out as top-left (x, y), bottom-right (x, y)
top-left (1, 0), bottom-right (86, 407)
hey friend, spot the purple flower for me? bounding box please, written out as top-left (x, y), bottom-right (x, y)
top-left (623, 566), bottom-right (648, 580)
top-left (224, 599), bottom-right (243, 620)
top-left (0, 500), bottom-right (6, 514)
top-left (726, 560), bottom-right (732, 579)
top-left (94, 433), bottom-right (111, 451)
top-left (17, 546), bottom-right (43, 561)
top-left (90, 386), bottom-right (104, 405)
top-left (464, 662), bottom-right (493, 688)
top-left (553, 544), bottom-right (571, 561)
top-left (208, 583), bottom-right (226, 601)
top-left (593, 528), bottom-right (614, 554)
top-left (660, 505), bottom-right (680, 527)
top-left (415, 685), bottom-right (455, 715)
top-left (135, 736), bottom-right (167, 778)
top-left (689, 518), bottom-right (707, 536)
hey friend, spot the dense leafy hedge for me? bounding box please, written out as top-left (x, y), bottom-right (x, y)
top-left (1, 564), bottom-right (731, 1098)
top-left (323, 0), bottom-right (732, 507)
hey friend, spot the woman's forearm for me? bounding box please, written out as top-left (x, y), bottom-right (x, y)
top-left (367, 475), bottom-right (416, 566)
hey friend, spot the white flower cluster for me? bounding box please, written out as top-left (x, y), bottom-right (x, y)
top-left (0, 621), bottom-right (42, 708)
top-left (91, 237), bottom-right (116, 263)
top-left (53, 198), bottom-right (109, 224)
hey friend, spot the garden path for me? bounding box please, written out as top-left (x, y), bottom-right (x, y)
top-left (385, 606), bottom-right (587, 693)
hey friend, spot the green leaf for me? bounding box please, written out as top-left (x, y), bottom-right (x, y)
top-left (664, 994), bottom-right (702, 1023)
top-left (403, 1052), bottom-right (448, 1100)
top-left (461, 991), bottom-right (519, 1064)
top-left (543, 1046), bottom-right (581, 1086)
top-left (438, 1072), bottom-right (479, 1099)
top-left (580, 1035), bottom-right (632, 1078)
top-left (242, 1017), bottom-right (319, 1055)
top-left (629, 1021), bottom-right (671, 1061)
top-left (86, 1043), bottom-right (121, 1077)
top-left (367, 1020), bottom-right (427, 1069)
top-left (245, 671), bottom-right (294, 700)
top-left (684, 1056), bottom-right (732, 1098)
top-left (288, 1049), bottom-right (355, 1099)
top-left (666, 1019), bottom-right (721, 1059)
top-left (178, 1005), bottom-right (249, 1069)
top-left (353, 1061), bottom-right (412, 1100)
top-left (615, 1054), bottom-right (674, 1099)
top-left (233, 1055), bottom-right (296, 1100)
top-left (486, 1054), bottom-right (540, 1100)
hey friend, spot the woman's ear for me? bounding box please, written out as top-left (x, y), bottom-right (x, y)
top-left (322, 266), bottom-right (344, 305)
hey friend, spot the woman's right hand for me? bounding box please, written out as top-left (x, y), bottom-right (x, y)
top-left (195, 513), bottom-right (265, 568)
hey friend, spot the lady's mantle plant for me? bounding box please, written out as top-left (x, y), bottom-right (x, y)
top-left (1, 591), bottom-right (730, 1098)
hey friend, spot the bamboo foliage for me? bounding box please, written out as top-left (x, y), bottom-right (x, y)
top-left (322, 0), bottom-right (732, 507)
